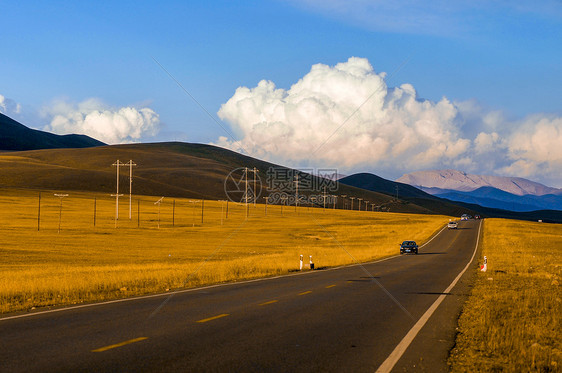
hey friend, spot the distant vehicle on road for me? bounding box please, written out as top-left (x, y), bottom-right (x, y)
top-left (461, 214), bottom-right (471, 221)
top-left (474, 215), bottom-right (481, 219)
top-left (448, 221), bottom-right (458, 229)
top-left (400, 241), bottom-right (418, 255)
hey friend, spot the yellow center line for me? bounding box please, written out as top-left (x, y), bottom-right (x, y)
top-left (196, 313), bottom-right (230, 323)
top-left (326, 285), bottom-right (337, 288)
top-left (92, 337), bottom-right (148, 352)
top-left (299, 291), bottom-right (312, 295)
top-left (347, 280), bottom-right (353, 283)
top-left (259, 300), bottom-right (278, 306)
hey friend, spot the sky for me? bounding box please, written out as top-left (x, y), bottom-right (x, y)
top-left (1, 1), bottom-right (561, 186)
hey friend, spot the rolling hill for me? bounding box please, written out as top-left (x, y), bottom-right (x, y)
top-left (0, 112), bottom-right (105, 151)
top-left (0, 142), bottom-right (433, 214)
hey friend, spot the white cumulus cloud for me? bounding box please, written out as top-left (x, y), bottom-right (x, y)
top-left (216, 57), bottom-right (562, 187)
top-left (43, 98), bottom-right (160, 144)
top-left (0, 94), bottom-right (22, 116)
top-left (502, 115), bottom-right (562, 183)
top-left (217, 57), bottom-right (471, 173)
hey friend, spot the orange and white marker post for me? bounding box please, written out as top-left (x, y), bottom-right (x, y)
top-left (480, 256), bottom-right (487, 272)
top-left (309, 255), bottom-right (314, 270)
top-left (299, 255), bottom-right (303, 271)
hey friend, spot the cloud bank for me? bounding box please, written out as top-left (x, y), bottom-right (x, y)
top-left (43, 98), bottom-right (160, 144)
top-left (217, 57), bottom-right (562, 187)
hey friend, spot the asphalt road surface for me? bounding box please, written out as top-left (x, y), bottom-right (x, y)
top-left (1, 219), bottom-right (482, 372)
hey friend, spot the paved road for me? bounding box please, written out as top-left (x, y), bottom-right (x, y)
top-left (0, 220), bottom-right (481, 372)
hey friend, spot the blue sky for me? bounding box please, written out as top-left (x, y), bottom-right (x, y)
top-left (1, 1), bottom-right (561, 186)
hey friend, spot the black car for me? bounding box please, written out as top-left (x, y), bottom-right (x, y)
top-left (400, 241), bottom-right (418, 254)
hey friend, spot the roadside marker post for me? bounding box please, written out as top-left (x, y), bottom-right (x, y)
top-left (309, 255), bottom-right (314, 270)
top-left (480, 256), bottom-right (488, 272)
top-left (300, 255), bottom-right (303, 271)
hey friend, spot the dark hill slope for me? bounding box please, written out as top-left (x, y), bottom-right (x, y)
top-left (0, 142), bottom-right (431, 214)
top-left (340, 173), bottom-right (477, 217)
top-left (0, 112), bottom-right (105, 151)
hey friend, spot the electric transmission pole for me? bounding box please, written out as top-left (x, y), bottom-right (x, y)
top-left (112, 160), bottom-right (125, 222)
top-left (125, 160), bottom-right (137, 220)
top-left (252, 167), bottom-right (259, 207)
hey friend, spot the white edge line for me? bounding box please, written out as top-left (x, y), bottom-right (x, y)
top-left (375, 220), bottom-right (482, 373)
top-left (1, 223), bottom-right (450, 322)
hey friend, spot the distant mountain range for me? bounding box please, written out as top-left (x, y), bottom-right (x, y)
top-left (0, 112), bottom-right (105, 151)
top-left (341, 173), bottom-right (562, 222)
top-left (397, 169), bottom-right (562, 196)
top-left (397, 169), bottom-right (562, 213)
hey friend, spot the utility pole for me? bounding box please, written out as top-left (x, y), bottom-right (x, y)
top-left (220, 200), bottom-right (225, 225)
top-left (323, 186), bottom-right (326, 210)
top-left (281, 195), bottom-right (287, 216)
top-left (350, 197), bottom-right (355, 210)
top-left (371, 203), bottom-right (376, 212)
top-left (125, 160), bottom-right (137, 220)
top-left (332, 195), bottom-right (336, 209)
top-left (112, 160), bottom-right (125, 222)
top-left (357, 198), bottom-right (363, 211)
top-left (54, 193), bottom-right (68, 233)
top-left (245, 167), bottom-right (249, 219)
top-left (154, 197), bottom-right (164, 229)
top-left (294, 174), bottom-right (299, 212)
top-left (340, 194), bottom-right (347, 210)
top-left (37, 192), bottom-right (41, 231)
top-left (110, 193), bottom-right (123, 228)
top-left (252, 167), bottom-right (259, 207)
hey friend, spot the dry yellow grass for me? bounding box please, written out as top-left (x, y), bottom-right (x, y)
top-left (0, 188), bottom-right (448, 314)
top-left (449, 218), bottom-right (562, 372)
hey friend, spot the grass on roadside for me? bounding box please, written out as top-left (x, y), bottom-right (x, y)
top-left (449, 218), bottom-right (562, 372)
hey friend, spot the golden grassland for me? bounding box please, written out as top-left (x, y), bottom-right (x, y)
top-left (449, 218), bottom-right (562, 372)
top-left (0, 189), bottom-right (448, 314)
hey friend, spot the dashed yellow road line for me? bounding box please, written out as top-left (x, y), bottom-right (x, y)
top-left (196, 313), bottom-right (230, 323)
top-left (299, 291), bottom-right (312, 295)
top-left (259, 300), bottom-right (278, 306)
top-left (92, 337), bottom-right (148, 352)
top-left (326, 284), bottom-right (337, 288)
top-left (347, 280), bottom-right (353, 283)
